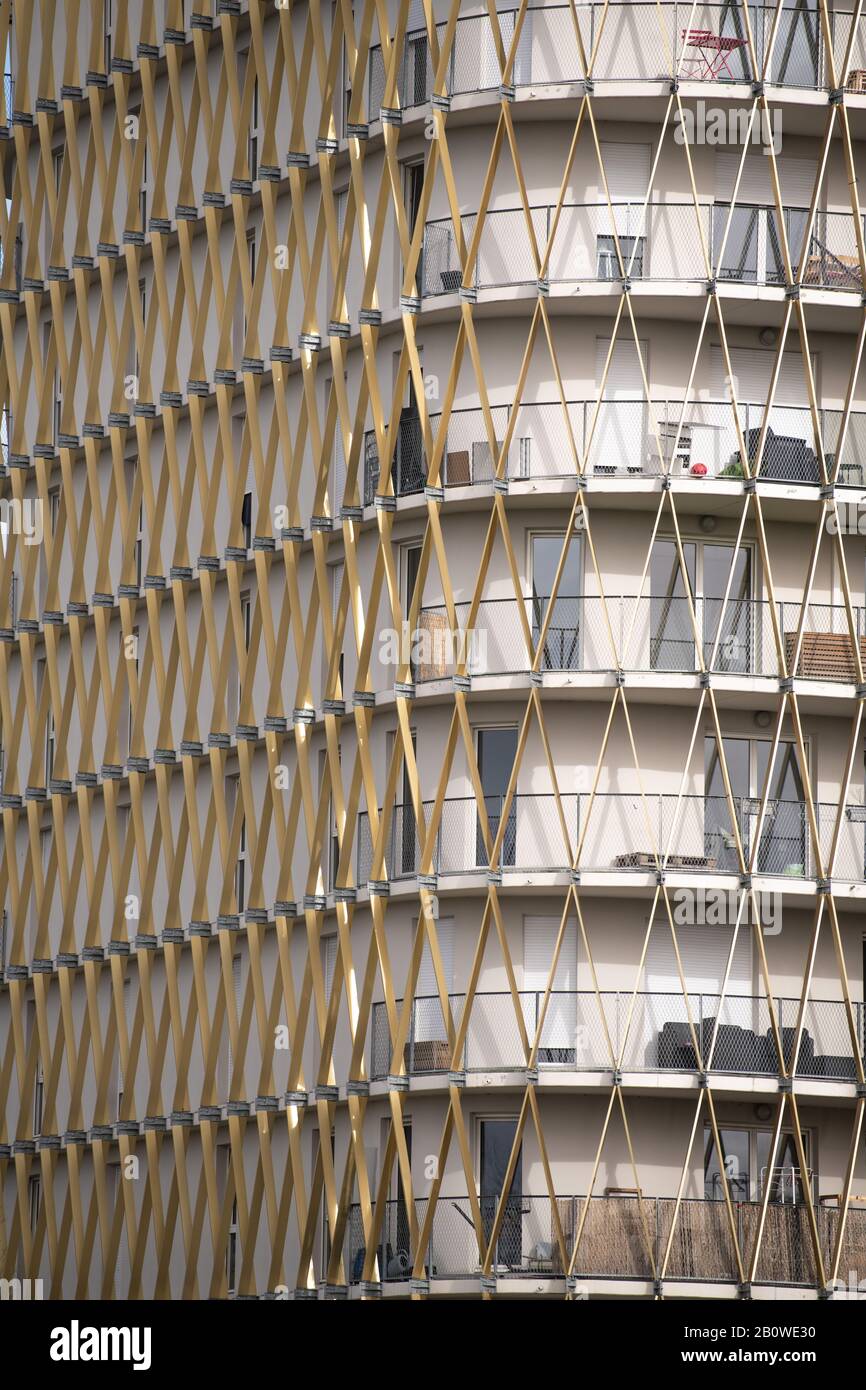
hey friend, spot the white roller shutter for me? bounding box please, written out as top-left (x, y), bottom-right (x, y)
top-left (524, 915), bottom-right (577, 989)
top-left (599, 142), bottom-right (651, 200)
top-left (710, 345), bottom-right (815, 407)
top-left (524, 915), bottom-right (578, 1054)
top-left (415, 916), bottom-right (454, 1041)
top-left (626, 919), bottom-right (754, 1073)
top-left (715, 153), bottom-right (817, 208)
top-left (644, 920), bottom-right (752, 995)
top-left (596, 335), bottom-right (648, 397)
top-left (593, 336), bottom-right (649, 474)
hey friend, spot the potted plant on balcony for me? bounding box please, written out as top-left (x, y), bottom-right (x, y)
top-left (720, 457), bottom-right (745, 478)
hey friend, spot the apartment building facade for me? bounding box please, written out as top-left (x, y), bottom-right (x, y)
top-left (1, 0), bottom-right (866, 1300)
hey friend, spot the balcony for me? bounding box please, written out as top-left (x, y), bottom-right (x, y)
top-left (371, 991), bottom-right (866, 1084)
top-left (411, 596), bottom-right (866, 684)
top-left (346, 1193), bottom-right (866, 1287)
top-left (361, 399), bottom-right (866, 499)
top-left (354, 793), bottom-right (866, 883)
top-left (420, 203), bottom-right (863, 297)
top-left (353, 3), bottom-right (866, 115)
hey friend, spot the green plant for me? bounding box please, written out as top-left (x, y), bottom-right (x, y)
top-left (720, 457), bottom-right (745, 478)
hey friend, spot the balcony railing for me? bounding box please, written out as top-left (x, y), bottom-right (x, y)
top-left (355, 793), bottom-right (866, 883)
top-left (412, 596), bottom-right (866, 683)
top-left (354, 2), bottom-right (866, 115)
top-left (421, 203), bottom-right (864, 297)
top-left (360, 398), bottom-right (866, 499)
top-left (345, 1193), bottom-right (866, 1286)
top-left (0, 74), bottom-right (12, 127)
top-left (371, 991), bottom-right (866, 1083)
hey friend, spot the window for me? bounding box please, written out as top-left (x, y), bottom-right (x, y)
top-left (475, 726), bottom-right (518, 868)
top-left (225, 773), bottom-right (246, 913)
top-left (120, 455), bottom-right (144, 586)
top-left (237, 818), bottom-right (246, 915)
top-left (531, 532), bottom-right (582, 671)
top-left (123, 625), bottom-right (140, 758)
top-left (241, 491), bottom-right (252, 550)
top-left (384, 727), bottom-right (416, 877)
top-left (27, 999), bottom-right (43, 1135)
top-left (318, 745), bottom-right (341, 889)
top-left (220, 952), bottom-right (243, 1101)
top-left (103, 0), bottom-right (113, 70)
top-left (127, 110), bottom-right (148, 230)
top-left (375, 1119), bottom-right (411, 1275)
top-left (233, 230), bottom-right (256, 358)
top-left (127, 278), bottom-right (146, 383)
top-left (401, 159), bottom-right (425, 296)
top-left (239, 46), bottom-right (259, 180)
top-left (704, 735), bottom-right (806, 875)
top-left (401, 541), bottom-right (422, 616)
top-left (45, 698), bottom-right (55, 785)
top-left (239, 589), bottom-right (251, 719)
top-left (28, 1175), bottom-right (40, 1234)
top-left (597, 233), bottom-right (645, 280)
top-left (411, 915), bottom-right (454, 1058)
top-left (40, 484), bottom-right (60, 608)
top-left (36, 656), bottom-right (54, 784)
top-left (226, 1197), bottom-right (239, 1295)
top-left (404, 22), bottom-right (430, 107)
top-left (228, 590), bottom-right (251, 730)
top-left (403, 160), bottom-right (424, 238)
top-left (650, 539), bottom-right (753, 674)
top-left (704, 1125), bottom-right (812, 1204)
top-left (479, 1118), bottom-right (523, 1267)
top-left (324, 373), bottom-right (348, 511)
top-left (43, 322), bottom-right (61, 443)
top-left (327, 560), bottom-right (345, 698)
top-left (13, 224), bottom-right (23, 292)
top-left (116, 973), bottom-right (130, 1117)
top-left (249, 73), bottom-right (259, 180)
top-left (44, 145), bottom-right (63, 267)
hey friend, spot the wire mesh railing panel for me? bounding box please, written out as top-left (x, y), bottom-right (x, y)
top-left (423, 203), bottom-right (862, 296)
top-left (344, 1194), bottom-right (860, 1284)
top-left (745, 1200), bottom-right (818, 1286)
top-left (415, 595), bottom-right (863, 680)
top-left (345, 1197), bottom-right (431, 1282)
top-left (464, 993), bottom-right (528, 1070)
top-left (362, 401), bottom-right (866, 494)
top-left (569, 1196), bottom-right (656, 1279)
top-left (621, 990), bottom-right (695, 1071)
top-left (824, 803), bottom-right (866, 881)
top-left (658, 1197), bottom-right (741, 1281)
top-left (356, 3), bottom-right (863, 110)
top-left (377, 990), bottom-right (864, 1080)
top-left (355, 794), bottom-right (866, 886)
top-left (818, 1204), bottom-right (866, 1284)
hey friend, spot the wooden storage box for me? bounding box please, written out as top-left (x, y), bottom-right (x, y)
top-left (785, 630), bottom-right (866, 682)
top-left (405, 1038), bottom-right (452, 1072)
